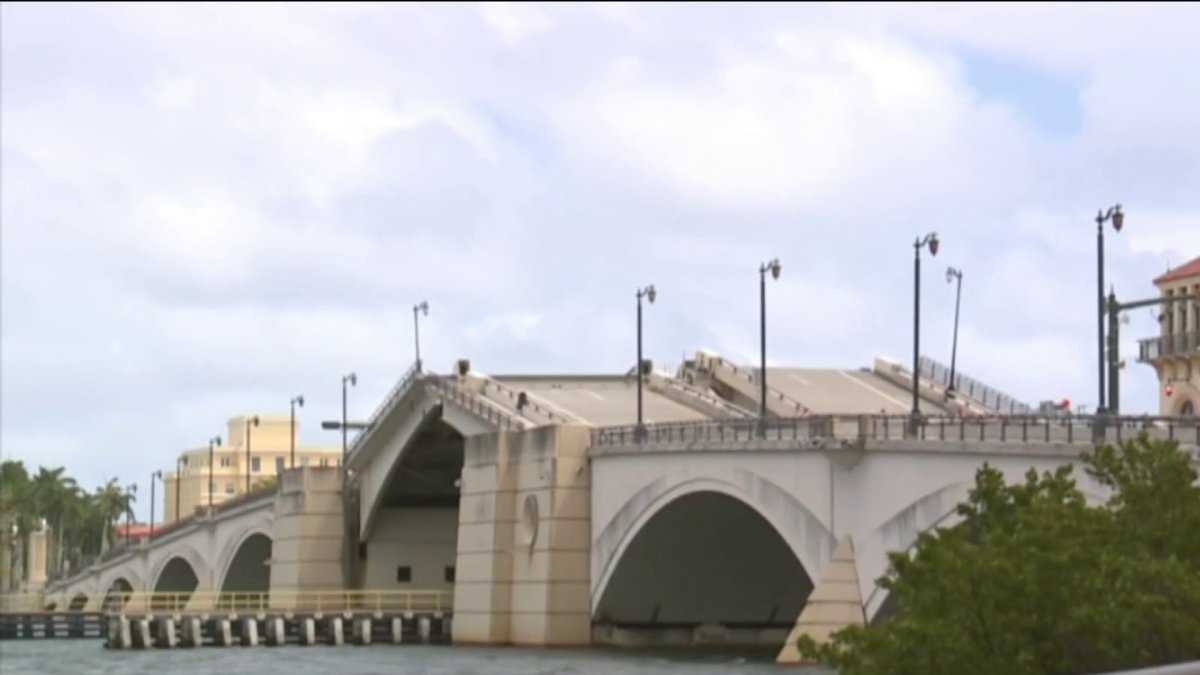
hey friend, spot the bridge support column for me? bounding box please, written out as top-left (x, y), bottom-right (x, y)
top-left (240, 617), bottom-right (258, 646)
top-left (214, 618), bottom-right (233, 646)
top-left (300, 617), bottom-right (316, 645)
top-left (269, 468), bottom-right (347, 608)
top-left (157, 618), bottom-right (177, 648)
top-left (132, 618), bottom-right (151, 649)
top-left (390, 617), bottom-right (403, 644)
top-left (267, 616), bottom-right (286, 646)
top-left (327, 617), bottom-right (343, 646)
top-left (182, 616), bottom-right (202, 647)
top-left (452, 425), bottom-right (592, 647)
top-left (777, 536), bottom-right (865, 664)
top-left (354, 617), bottom-right (371, 645)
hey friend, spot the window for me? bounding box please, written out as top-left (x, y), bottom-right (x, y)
top-left (444, 566), bottom-right (456, 583)
top-left (220, 456), bottom-right (231, 468)
top-left (275, 457), bottom-right (285, 473)
top-left (396, 566), bottom-right (412, 583)
top-left (1183, 400), bottom-right (1195, 417)
top-left (224, 482), bottom-right (235, 495)
top-left (251, 457), bottom-right (261, 473)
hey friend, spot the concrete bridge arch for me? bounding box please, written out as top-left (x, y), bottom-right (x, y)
top-left (215, 528), bottom-right (273, 596)
top-left (590, 463), bottom-right (835, 639)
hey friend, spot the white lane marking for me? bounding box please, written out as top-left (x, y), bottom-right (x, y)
top-left (789, 372), bottom-right (810, 387)
top-left (586, 391), bottom-right (605, 401)
top-left (838, 371), bottom-right (908, 409)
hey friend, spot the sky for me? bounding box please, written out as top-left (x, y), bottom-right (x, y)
top-left (2, 2), bottom-right (1199, 521)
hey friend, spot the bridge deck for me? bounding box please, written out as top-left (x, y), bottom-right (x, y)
top-left (493, 376), bottom-right (712, 426)
top-left (765, 368), bottom-right (948, 415)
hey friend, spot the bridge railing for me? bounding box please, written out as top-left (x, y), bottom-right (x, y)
top-left (346, 360), bottom-right (423, 461)
top-left (590, 414), bottom-right (1200, 449)
top-left (427, 378), bottom-right (525, 430)
top-left (104, 589), bottom-right (454, 615)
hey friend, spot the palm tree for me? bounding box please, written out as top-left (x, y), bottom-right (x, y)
top-left (0, 461), bottom-right (34, 589)
top-left (32, 467), bottom-right (81, 576)
top-left (92, 480), bottom-right (129, 554)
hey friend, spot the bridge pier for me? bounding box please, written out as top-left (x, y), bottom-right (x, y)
top-left (353, 617), bottom-right (371, 645)
top-left (240, 617), bottom-right (258, 646)
top-left (157, 617), bottom-right (177, 648)
top-left (301, 617), bottom-right (316, 645)
top-left (327, 616), bottom-right (343, 646)
top-left (214, 618), bottom-right (233, 646)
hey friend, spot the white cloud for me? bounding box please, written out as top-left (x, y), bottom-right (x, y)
top-left (478, 2), bottom-right (553, 46)
top-left (2, 3), bottom-right (1198, 518)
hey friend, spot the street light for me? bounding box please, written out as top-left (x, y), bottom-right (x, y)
top-left (758, 259), bottom-right (782, 435)
top-left (911, 233), bottom-right (940, 433)
top-left (207, 436), bottom-right (222, 510)
top-left (150, 470), bottom-right (162, 540)
top-left (244, 415), bottom-right (260, 494)
top-left (1094, 204), bottom-right (1124, 414)
top-left (342, 373), bottom-right (357, 459)
top-left (945, 267), bottom-right (963, 400)
top-left (635, 284), bottom-right (657, 438)
top-left (413, 301), bottom-right (430, 371)
top-left (124, 483), bottom-right (137, 548)
top-left (289, 395), bottom-right (305, 469)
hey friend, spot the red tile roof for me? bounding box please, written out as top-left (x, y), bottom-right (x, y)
top-left (1154, 255), bottom-right (1200, 285)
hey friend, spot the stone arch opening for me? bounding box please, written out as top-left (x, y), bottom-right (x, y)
top-left (593, 491), bottom-right (814, 647)
top-left (153, 556), bottom-right (199, 612)
top-left (218, 533), bottom-right (272, 610)
top-left (68, 592), bottom-right (88, 611)
top-left (1180, 399), bottom-right (1195, 416)
top-left (102, 577), bottom-right (134, 612)
top-left (360, 415), bottom-right (464, 591)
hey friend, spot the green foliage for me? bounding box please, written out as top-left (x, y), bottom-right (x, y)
top-left (1, 460), bottom-right (137, 579)
top-left (800, 434), bottom-right (1200, 675)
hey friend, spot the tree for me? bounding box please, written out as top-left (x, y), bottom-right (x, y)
top-left (799, 434), bottom-right (1200, 675)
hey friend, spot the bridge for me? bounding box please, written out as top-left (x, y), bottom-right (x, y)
top-left (34, 349), bottom-right (1199, 656)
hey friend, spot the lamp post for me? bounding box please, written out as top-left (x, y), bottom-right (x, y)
top-left (413, 301), bottom-right (429, 371)
top-left (289, 395), bottom-right (305, 469)
top-left (758, 259), bottom-right (782, 435)
top-left (911, 233), bottom-right (940, 433)
top-left (1094, 204), bottom-right (1124, 414)
top-left (1105, 290), bottom-right (1196, 415)
top-left (150, 470), bottom-right (162, 539)
top-left (207, 436), bottom-right (222, 510)
top-left (342, 373), bottom-right (357, 459)
top-left (635, 284), bottom-right (657, 438)
top-left (124, 483), bottom-right (137, 548)
top-left (244, 415), bottom-right (260, 494)
top-left (945, 267), bottom-right (963, 400)
top-left (174, 457), bottom-right (182, 523)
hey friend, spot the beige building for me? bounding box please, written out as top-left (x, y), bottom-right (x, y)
top-left (163, 414), bottom-right (342, 523)
top-left (1139, 254), bottom-right (1200, 416)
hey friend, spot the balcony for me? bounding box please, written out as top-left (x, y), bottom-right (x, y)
top-left (1139, 330), bottom-right (1200, 362)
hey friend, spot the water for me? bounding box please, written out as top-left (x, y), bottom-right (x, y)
top-left (0, 642), bottom-right (834, 674)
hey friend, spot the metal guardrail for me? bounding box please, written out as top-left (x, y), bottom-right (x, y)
top-left (346, 361), bottom-right (423, 460)
top-left (918, 355), bottom-right (1033, 415)
top-left (1, 590), bottom-right (453, 615)
top-left (1139, 330), bottom-right (1200, 361)
top-left (479, 379), bottom-right (575, 424)
top-left (698, 355), bottom-right (812, 414)
top-left (426, 378), bottom-right (525, 430)
top-left (590, 414), bottom-right (1200, 449)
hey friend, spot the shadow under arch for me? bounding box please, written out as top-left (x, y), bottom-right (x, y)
top-left (102, 578), bottom-right (134, 612)
top-left (152, 556), bottom-right (200, 612)
top-left (217, 532), bottom-right (272, 611)
top-left (592, 490), bottom-right (815, 646)
top-left (68, 592), bottom-right (88, 611)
